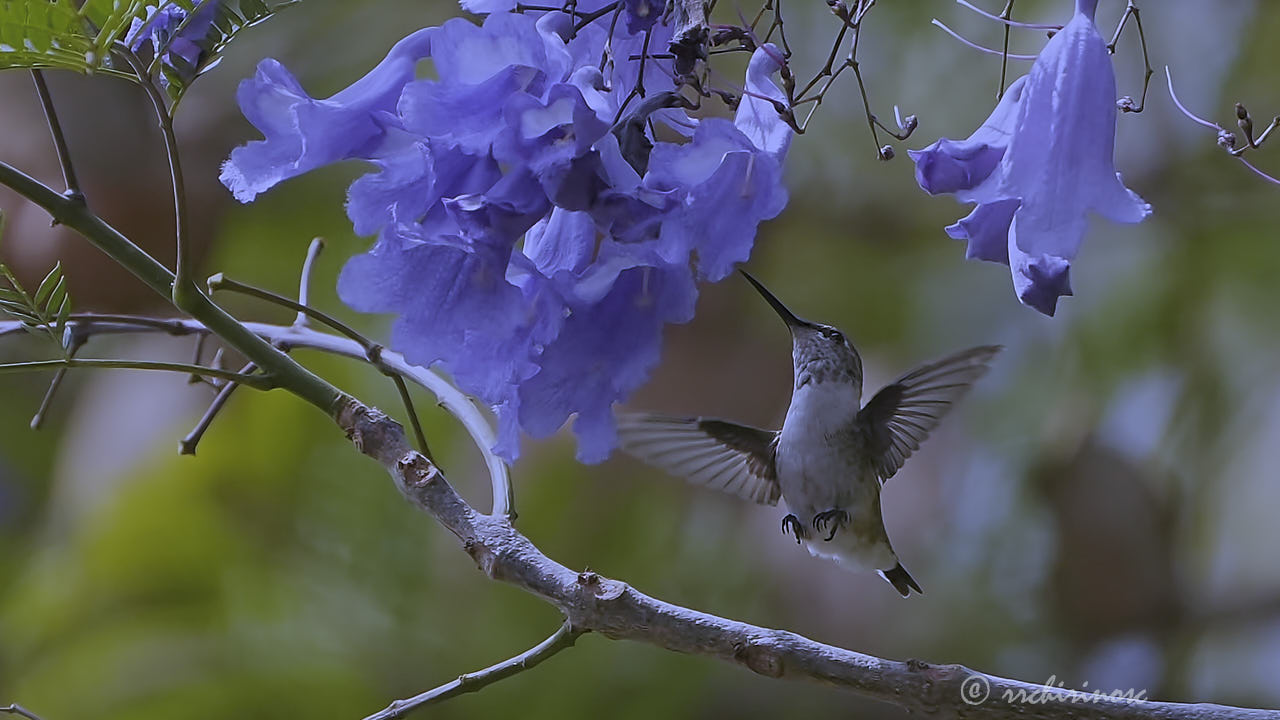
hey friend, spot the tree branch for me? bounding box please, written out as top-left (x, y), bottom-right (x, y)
top-left (0, 160), bottom-right (349, 416)
top-left (336, 401), bottom-right (1277, 719)
top-left (363, 621), bottom-right (583, 720)
top-left (3, 317), bottom-right (1277, 718)
top-left (1, 705), bottom-right (45, 720)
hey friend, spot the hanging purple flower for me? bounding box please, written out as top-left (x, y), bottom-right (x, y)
top-left (222, 3), bottom-right (792, 461)
top-left (125, 0), bottom-right (220, 85)
top-left (910, 0), bottom-right (1150, 316)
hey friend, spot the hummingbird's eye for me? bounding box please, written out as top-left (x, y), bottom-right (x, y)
top-left (822, 328), bottom-right (843, 342)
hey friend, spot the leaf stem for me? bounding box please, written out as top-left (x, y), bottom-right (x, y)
top-left (116, 47), bottom-right (198, 307)
top-left (30, 70), bottom-right (83, 203)
top-left (0, 358), bottom-right (274, 389)
top-left (363, 621), bottom-right (582, 720)
top-left (180, 361), bottom-right (257, 454)
top-left (207, 273), bottom-right (435, 461)
top-left (0, 160), bottom-right (349, 416)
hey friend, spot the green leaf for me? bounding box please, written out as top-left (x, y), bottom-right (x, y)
top-left (157, 0), bottom-right (300, 109)
top-left (0, 0), bottom-right (299, 103)
top-left (0, 261), bottom-right (74, 356)
top-left (0, 0), bottom-right (134, 78)
top-left (32, 263), bottom-right (63, 308)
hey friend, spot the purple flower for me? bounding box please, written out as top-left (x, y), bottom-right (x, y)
top-left (220, 28), bottom-right (433, 203)
top-left (910, 0), bottom-right (1150, 316)
top-left (125, 1), bottom-right (219, 84)
top-left (223, 5), bottom-right (792, 460)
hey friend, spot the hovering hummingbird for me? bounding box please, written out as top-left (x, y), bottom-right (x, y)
top-left (617, 271), bottom-right (1001, 597)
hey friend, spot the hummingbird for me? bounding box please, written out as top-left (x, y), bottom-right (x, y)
top-left (617, 271), bottom-right (1001, 596)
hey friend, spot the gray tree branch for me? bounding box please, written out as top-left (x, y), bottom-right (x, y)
top-left (3, 317), bottom-right (1278, 719)
top-left (363, 621), bottom-right (582, 720)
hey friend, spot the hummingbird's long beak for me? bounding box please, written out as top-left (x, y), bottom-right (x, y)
top-left (739, 270), bottom-right (806, 330)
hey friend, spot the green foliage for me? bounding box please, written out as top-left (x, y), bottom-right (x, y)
top-left (0, 0), bottom-right (101, 73)
top-left (0, 0), bottom-right (297, 105)
top-left (0, 215), bottom-right (73, 357)
top-left (151, 0), bottom-right (300, 107)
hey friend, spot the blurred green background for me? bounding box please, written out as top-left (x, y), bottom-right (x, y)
top-left (3, 0), bottom-right (1280, 717)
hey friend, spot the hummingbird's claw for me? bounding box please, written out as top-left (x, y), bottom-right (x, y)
top-left (781, 513), bottom-right (807, 544)
top-left (813, 508), bottom-right (849, 542)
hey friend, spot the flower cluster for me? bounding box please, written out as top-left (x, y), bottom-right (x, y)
top-left (910, 0), bottom-right (1150, 316)
top-left (221, 2), bottom-right (792, 460)
top-left (125, 1), bottom-right (218, 84)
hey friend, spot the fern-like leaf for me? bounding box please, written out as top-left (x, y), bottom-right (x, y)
top-left (0, 0), bottom-right (298, 106)
top-left (0, 262), bottom-right (74, 356)
top-left (152, 0), bottom-right (299, 107)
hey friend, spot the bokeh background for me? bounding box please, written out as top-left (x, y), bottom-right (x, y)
top-left (2, 0), bottom-right (1279, 717)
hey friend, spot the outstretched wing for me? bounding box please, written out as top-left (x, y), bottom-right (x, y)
top-left (856, 345), bottom-right (1002, 483)
top-left (616, 413), bottom-right (780, 505)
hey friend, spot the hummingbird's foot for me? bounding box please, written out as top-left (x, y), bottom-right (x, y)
top-left (813, 508), bottom-right (849, 542)
top-left (781, 514), bottom-right (808, 544)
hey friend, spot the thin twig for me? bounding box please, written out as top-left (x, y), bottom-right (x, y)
top-left (1165, 67), bottom-right (1280, 185)
top-left (331, 400), bottom-right (1278, 720)
top-left (1, 704), bottom-right (45, 720)
top-left (0, 317), bottom-right (513, 518)
top-left (209, 274), bottom-right (367, 349)
top-left (207, 273), bottom-right (436, 463)
top-left (294, 238), bottom-right (325, 328)
top-left (956, 0), bottom-right (1057, 29)
top-left (29, 332), bottom-right (85, 429)
top-left (115, 47), bottom-right (197, 304)
top-left (762, 0), bottom-right (791, 59)
top-left (30, 71), bottom-right (83, 204)
top-left (931, 20), bottom-right (1038, 60)
top-left (0, 315), bottom-right (1272, 716)
top-left (0, 358), bottom-right (273, 389)
top-left (188, 333), bottom-right (209, 384)
top-left (179, 360), bottom-right (257, 455)
top-left (363, 621), bottom-right (583, 720)
top-left (1107, 1), bottom-right (1152, 113)
top-left (997, 0), bottom-right (1015, 99)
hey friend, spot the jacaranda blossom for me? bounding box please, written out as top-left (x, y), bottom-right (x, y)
top-left (221, 3), bottom-right (792, 461)
top-left (910, 0), bottom-right (1150, 316)
top-left (125, 1), bottom-right (219, 85)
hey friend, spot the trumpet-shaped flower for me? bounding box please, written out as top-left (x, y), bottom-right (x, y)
top-left (910, 0), bottom-right (1150, 316)
top-left (222, 3), bottom-right (792, 461)
top-left (125, 1), bottom-right (220, 85)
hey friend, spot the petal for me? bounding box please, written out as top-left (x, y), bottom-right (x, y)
top-left (909, 138), bottom-right (1005, 197)
top-left (220, 29), bottom-right (433, 202)
top-left (443, 167), bottom-right (551, 240)
top-left (1094, 171), bottom-right (1152, 225)
top-left (909, 75), bottom-right (1026, 199)
top-left (400, 65), bottom-right (545, 156)
top-left (460, 0), bottom-right (517, 12)
top-left (338, 223), bottom-right (561, 422)
top-left (517, 261), bottom-right (698, 462)
top-left (1010, 252), bottom-right (1073, 317)
top-left (431, 13), bottom-right (567, 86)
top-left (1009, 213), bottom-right (1078, 316)
top-left (346, 133), bottom-right (501, 235)
top-left (523, 207), bottom-right (596, 276)
top-left (734, 44), bottom-right (792, 157)
top-left (643, 119), bottom-right (784, 278)
top-left (623, 0), bottom-right (662, 33)
top-left (494, 83), bottom-right (610, 174)
top-left (998, 13), bottom-right (1143, 232)
top-left (666, 150), bottom-right (786, 281)
top-left (944, 199), bottom-right (1020, 265)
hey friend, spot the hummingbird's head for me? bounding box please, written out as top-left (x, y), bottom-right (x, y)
top-left (739, 271), bottom-right (863, 392)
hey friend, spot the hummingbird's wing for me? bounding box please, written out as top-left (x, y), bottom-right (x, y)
top-left (615, 413), bottom-right (780, 505)
top-left (855, 345), bottom-right (1002, 483)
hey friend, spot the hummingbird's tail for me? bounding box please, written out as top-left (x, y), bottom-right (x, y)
top-left (879, 563), bottom-right (923, 597)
